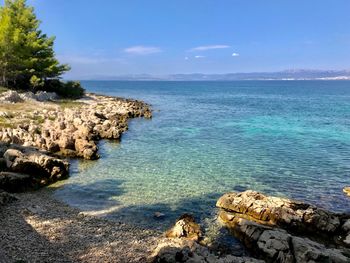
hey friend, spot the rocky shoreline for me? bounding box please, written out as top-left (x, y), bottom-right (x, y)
top-left (0, 91), bottom-right (152, 160)
top-left (2, 189), bottom-right (349, 262)
top-left (0, 91), bottom-right (349, 262)
top-left (151, 191), bottom-right (350, 263)
top-left (0, 91), bottom-right (152, 192)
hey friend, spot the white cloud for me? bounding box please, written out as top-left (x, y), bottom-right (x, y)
top-left (124, 46), bottom-right (162, 55)
top-left (189, 45), bottom-right (230, 52)
top-left (184, 57), bottom-right (189, 60)
top-left (195, 55), bottom-right (205, 59)
top-left (232, 52), bottom-right (240, 57)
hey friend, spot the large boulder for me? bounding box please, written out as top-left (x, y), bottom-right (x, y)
top-left (19, 92), bottom-right (37, 101)
top-left (0, 91), bottom-right (23, 103)
top-left (217, 191), bottom-right (350, 263)
top-left (218, 216), bottom-right (349, 263)
top-left (217, 190), bottom-right (340, 235)
top-left (166, 214), bottom-right (202, 241)
top-left (35, 91), bottom-right (58, 101)
top-left (3, 147), bottom-right (69, 187)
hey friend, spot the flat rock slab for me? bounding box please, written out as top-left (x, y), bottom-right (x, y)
top-left (217, 190), bottom-right (341, 234)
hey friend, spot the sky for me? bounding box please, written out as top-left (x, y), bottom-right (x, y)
top-left (14, 1), bottom-right (350, 78)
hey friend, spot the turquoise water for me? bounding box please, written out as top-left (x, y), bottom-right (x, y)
top-left (53, 81), bottom-right (350, 229)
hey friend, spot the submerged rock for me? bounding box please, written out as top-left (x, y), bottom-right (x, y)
top-left (166, 214), bottom-right (202, 241)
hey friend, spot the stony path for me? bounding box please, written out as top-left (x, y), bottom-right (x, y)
top-left (0, 189), bottom-right (160, 263)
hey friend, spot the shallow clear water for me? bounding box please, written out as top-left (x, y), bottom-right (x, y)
top-left (53, 81), bottom-right (350, 229)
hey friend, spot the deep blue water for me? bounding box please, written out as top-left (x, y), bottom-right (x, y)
top-left (53, 81), bottom-right (350, 229)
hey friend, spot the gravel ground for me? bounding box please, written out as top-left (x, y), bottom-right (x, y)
top-left (0, 189), bottom-right (160, 263)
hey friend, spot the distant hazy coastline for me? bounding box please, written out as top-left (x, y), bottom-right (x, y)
top-left (76, 69), bottom-right (350, 81)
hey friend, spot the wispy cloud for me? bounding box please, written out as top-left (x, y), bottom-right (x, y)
top-left (189, 45), bottom-right (230, 52)
top-left (195, 55), bottom-right (205, 59)
top-left (232, 52), bottom-right (240, 57)
top-left (124, 46), bottom-right (162, 55)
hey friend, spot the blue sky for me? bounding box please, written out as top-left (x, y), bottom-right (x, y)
top-left (21, 1), bottom-right (350, 78)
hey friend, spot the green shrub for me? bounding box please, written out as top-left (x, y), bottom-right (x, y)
top-left (41, 79), bottom-right (85, 99)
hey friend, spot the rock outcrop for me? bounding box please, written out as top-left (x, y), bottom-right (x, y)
top-left (165, 214), bottom-right (202, 241)
top-left (0, 90), bottom-right (58, 103)
top-left (0, 143), bottom-right (68, 192)
top-left (151, 238), bottom-right (264, 263)
top-left (217, 190), bottom-right (350, 263)
top-left (0, 90), bottom-right (23, 103)
top-left (0, 93), bottom-right (152, 160)
top-left (217, 190), bottom-right (341, 235)
top-left (151, 214), bottom-right (264, 263)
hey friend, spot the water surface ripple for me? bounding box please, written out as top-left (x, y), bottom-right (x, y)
top-left (53, 81), bottom-right (350, 229)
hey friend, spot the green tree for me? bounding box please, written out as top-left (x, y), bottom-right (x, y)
top-left (0, 0), bottom-right (69, 89)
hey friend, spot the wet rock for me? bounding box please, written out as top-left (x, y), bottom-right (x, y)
top-left (154, 212), bottom-right (165, 219)
top-left (166, 214), bottom-right (202, 241)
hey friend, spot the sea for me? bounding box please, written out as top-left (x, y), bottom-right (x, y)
top-left (52, 80), bottom-right (350, 230)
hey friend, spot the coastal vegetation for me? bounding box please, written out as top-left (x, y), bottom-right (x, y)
top-left (0, 0), bottom-right (84, 98)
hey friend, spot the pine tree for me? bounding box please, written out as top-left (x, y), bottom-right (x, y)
top-left (0, 0), bottom-right (69, 89)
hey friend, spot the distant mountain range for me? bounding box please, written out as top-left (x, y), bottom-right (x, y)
top-left (81, 70), bottom-right (350, 81)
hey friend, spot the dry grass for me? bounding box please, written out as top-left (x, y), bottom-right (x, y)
top-left (53, 100), bottom-right (85, 109)
top-left (0, 99), bottom-right (85, 129)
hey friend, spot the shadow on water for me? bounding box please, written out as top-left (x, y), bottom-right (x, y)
top-left (52, 178), bottom-right (126, 212)
top-left (52, 178), bottom-right (247, 256)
